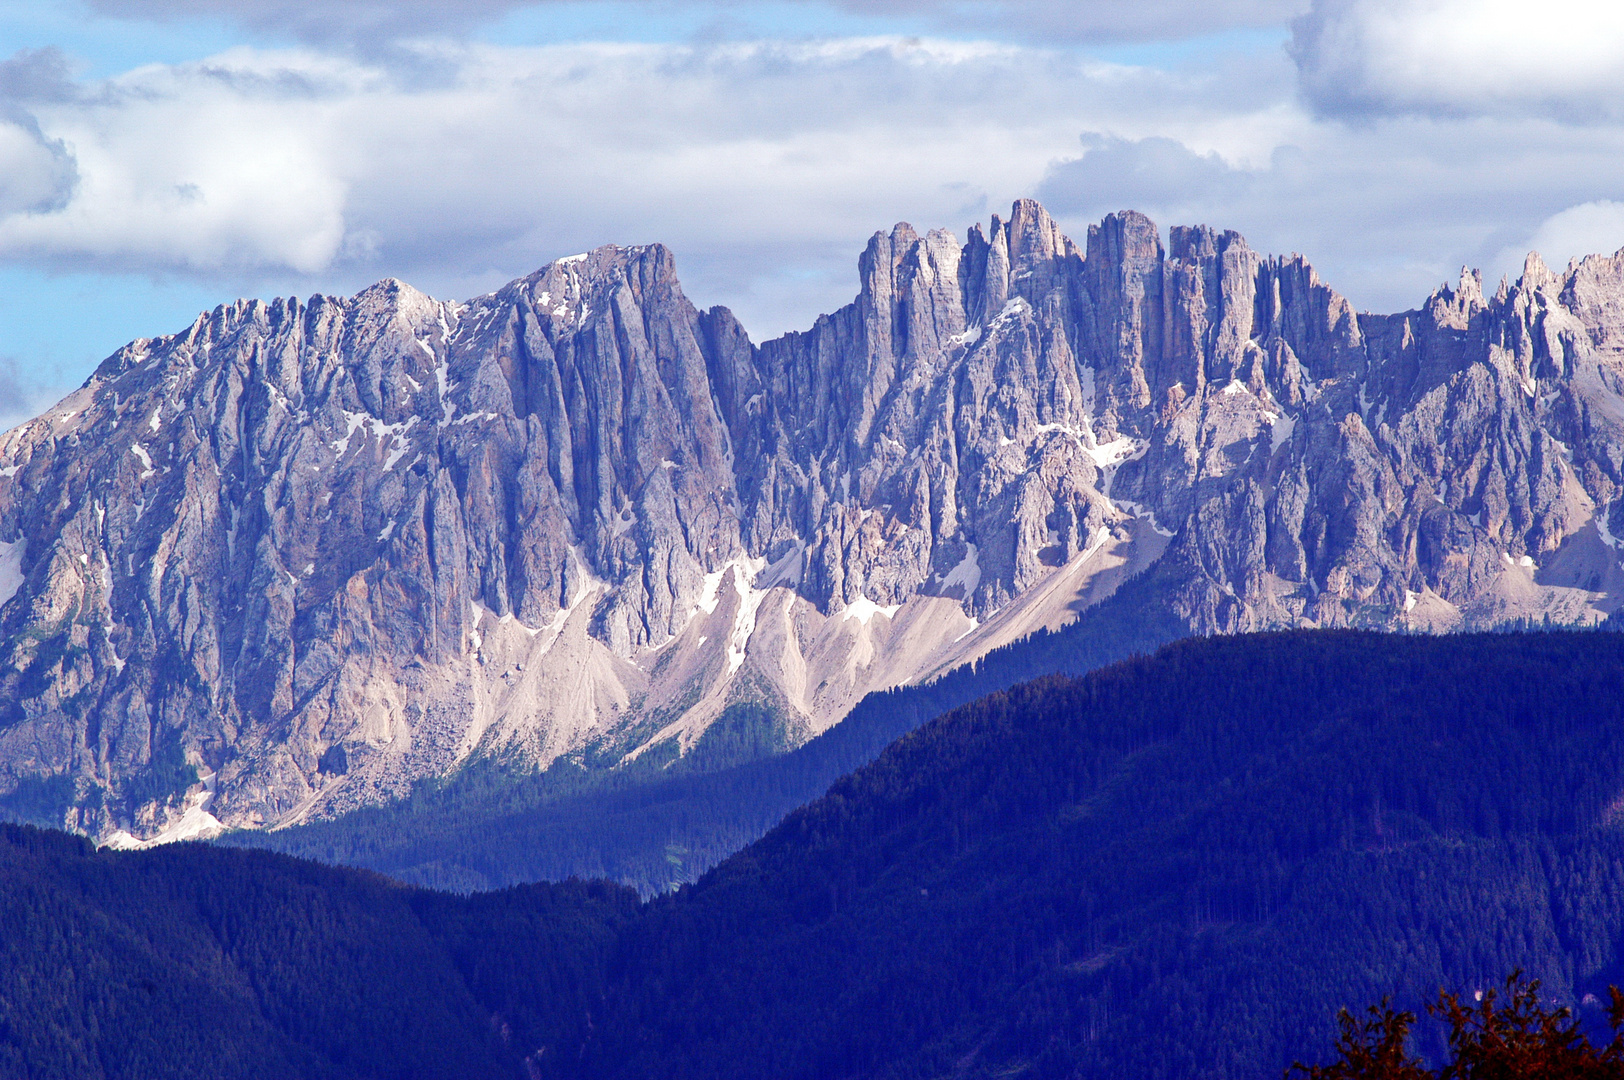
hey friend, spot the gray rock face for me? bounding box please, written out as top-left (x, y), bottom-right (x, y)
top-left (3, 203), bottom-right (1624, 839)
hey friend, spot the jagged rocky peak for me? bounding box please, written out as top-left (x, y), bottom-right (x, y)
top-left (6, 201), bottom-right (1624, 842)
top-left (0, 240), bottom-right (769, 836)
top-left (441, 242), bottom-right (756, 651)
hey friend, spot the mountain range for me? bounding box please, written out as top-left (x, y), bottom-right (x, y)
top-left (3, 199), bottom-right (1624, 840)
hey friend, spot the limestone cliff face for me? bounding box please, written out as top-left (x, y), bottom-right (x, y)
top-left (3, 202), bottom-right (1623, 839)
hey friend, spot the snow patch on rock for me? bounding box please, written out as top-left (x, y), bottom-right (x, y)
top-left (1270, 413), bottom-right (1297, 453)
top-left (1085, 435), bottom-right (1147, 471)
top-left (941, 542), bottom-right (981, 597)
top-left (129, 445), bottom-right (155, 480)
top-left (842, 595), bottom-right (901, 625)
top-left (724, 558), bottom-right (769, 675)
top-left (0, 539), bottom-right (23, 606)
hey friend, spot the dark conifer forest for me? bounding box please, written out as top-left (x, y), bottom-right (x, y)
top-left (9, 629), bottom-right (1624, 1078)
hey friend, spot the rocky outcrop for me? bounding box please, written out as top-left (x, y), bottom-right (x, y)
top-left (3, 201), bottom-right (1624, 840)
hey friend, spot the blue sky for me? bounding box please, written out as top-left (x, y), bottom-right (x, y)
top-left (1, 0), bottom-right (1622, 428)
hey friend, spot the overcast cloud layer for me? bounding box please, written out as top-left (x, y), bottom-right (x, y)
top-left (1, 0), bottom-right (1623, 422)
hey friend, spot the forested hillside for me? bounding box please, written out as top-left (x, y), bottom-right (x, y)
top-left (536, 629), bottom-right (1624, 1079)
top-left (10, 629), bottom-right (1624, 1078)
top-left (224, 567), bottom-right (1188, 893)
top-left (0, 826), bottom-right (636, 1080)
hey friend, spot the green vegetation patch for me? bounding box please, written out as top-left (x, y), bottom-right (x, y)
top-left (123, 735), bottom-right (198, 810)
top-left (0, 773), bottom-right (76, 827)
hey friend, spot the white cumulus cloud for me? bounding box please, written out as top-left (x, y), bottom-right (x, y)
top-left (1492, 201), bottom-right (1624, 282)
top-left (0, 36), bottom-right (1286, 335)
top-left (0, 49), bottom-right (357, 274)
top-left (5, 5), bottom-right (1624, 358)
top-left (1293, 0), bottom-right (1624, 120)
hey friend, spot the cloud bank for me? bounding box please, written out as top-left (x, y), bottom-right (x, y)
top-left (1501, 201), bottom-right (1624, 279)
top-left (2, 0), bottom-right (1624, 360)
top-left (1292, 0), bottom-right (1624, 120)
top-left (0, 35), bottom-right (1289, 334)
